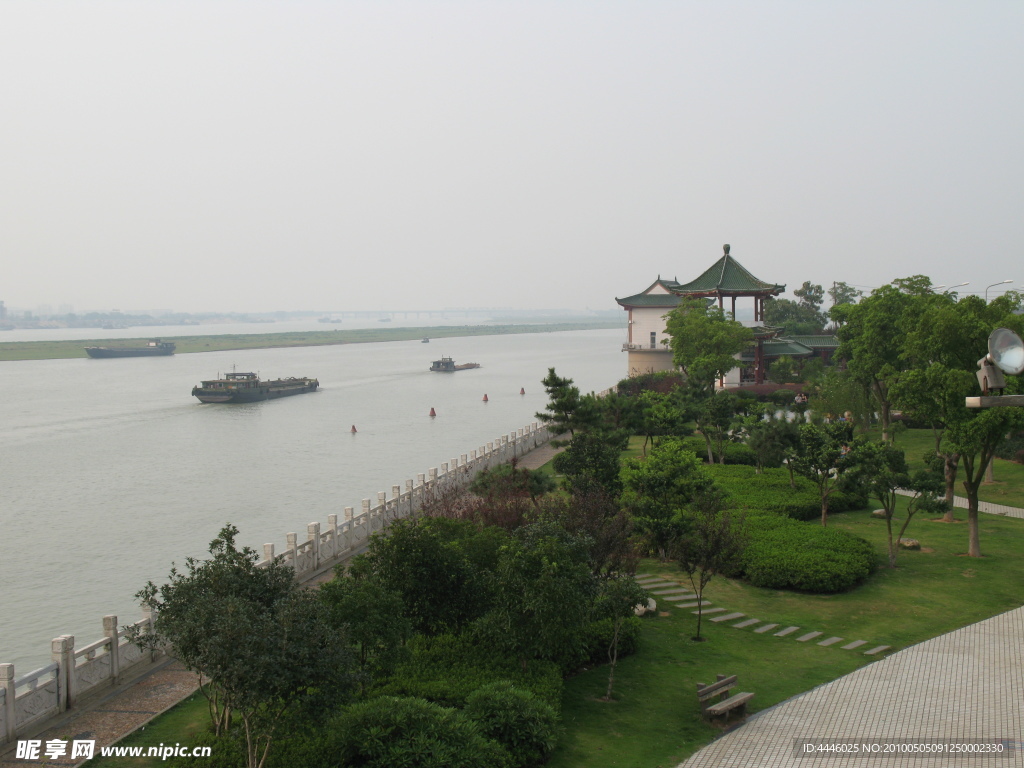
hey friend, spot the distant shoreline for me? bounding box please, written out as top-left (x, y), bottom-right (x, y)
top-left (0, 321), bottom-right (624, 361)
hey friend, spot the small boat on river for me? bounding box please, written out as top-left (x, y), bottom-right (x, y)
top-left (430, 356), bottom-right (480, 372)
top-left (192, 371), bottom-right (319, 403)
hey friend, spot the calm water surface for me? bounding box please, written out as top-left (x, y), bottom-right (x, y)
top-left (0, 329), bottom-right (624, 670)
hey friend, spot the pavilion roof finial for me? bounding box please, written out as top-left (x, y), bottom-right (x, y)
top-left (723, 244), bottom-right (730, 256)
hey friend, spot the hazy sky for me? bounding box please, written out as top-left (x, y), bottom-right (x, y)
top-left (3, 2), bottom-right (1022, 313)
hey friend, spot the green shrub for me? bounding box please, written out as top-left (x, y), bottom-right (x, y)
top-left (583, 616), bottom-right (642, 665)
top-left (739, 519), bottom-right (877, 593)
top-left (464, 682), bottom-right (560, 768)
top-left (375, 633), bottom-right (563, 709)
top-left (678, 437), bottom-right (758, 466)
top-left (331, 696), bottom-right (512, 768)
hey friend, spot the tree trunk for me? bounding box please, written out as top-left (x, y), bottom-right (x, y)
top-left (874, 379), bottom-right (891, 442)
top-left (604, 620), bottom-right (621, 701)
top-left (701, 432), bottom-right (714, 464)
top-left (886, 516), bottom-right (897, 568)
top-left (943, 453), bottom-right (959, 522)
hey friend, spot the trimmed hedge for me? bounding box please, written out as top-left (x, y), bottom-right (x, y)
top-left (706, 465), bottom-right (867, 521)
top-left (736, 511), bottom-right (878, 593)
top-left (374, 633), bottom-right (563, 709)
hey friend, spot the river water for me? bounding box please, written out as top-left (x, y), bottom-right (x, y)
top-left (0, 328), bottom-right (625, 671)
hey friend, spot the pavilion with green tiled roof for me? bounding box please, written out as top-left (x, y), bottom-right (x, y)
top-left (671, 244), bottom-right (785, 322)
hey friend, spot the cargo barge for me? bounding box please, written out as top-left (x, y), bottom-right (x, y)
top-left (192, 371), bottom-right (319, 403)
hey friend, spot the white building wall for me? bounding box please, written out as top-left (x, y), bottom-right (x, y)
top-left (630, 307), bottom-right (673, 350)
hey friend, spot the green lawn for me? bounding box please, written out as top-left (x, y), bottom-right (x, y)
top-left (88, 693), bottom-right (209, 768)
top-left (546, 500), bottom-right (1024, 767)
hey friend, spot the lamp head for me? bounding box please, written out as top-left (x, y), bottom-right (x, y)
top-left (977, 328), bottom-right (1024, 394)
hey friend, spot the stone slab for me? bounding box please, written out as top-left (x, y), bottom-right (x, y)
top-left (672, 600), bottom-right (710, 608)
top-left (841, 640), bottom-right (868, 650)
top-left (710, 612), bottom-right (745, 623)
top-left (753, 623), bottom-right (780, 634)
top-left (774, 626), bottom-right (801, 637)
top-left (650, 587), bottom-right (693, 595)
top-left (864, 645), bottom-right (891, 655)
top-left (693, 607), bottom-right (727, 615)
top-left (817, 636), bottom-right (844, 647)
top-left (732, 618), bottom-right (760, 628)
top-left (796, 631), bottom-right (823, 642)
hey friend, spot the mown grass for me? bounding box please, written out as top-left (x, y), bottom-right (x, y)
top-left (548, 502), bottom-right (1024, 767)
top-left (88, 693), bottom-right (209, 768)
top-left (0, 321), bottom-right (623, 361)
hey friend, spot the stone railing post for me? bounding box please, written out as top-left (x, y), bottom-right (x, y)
top-left (141, 605), bottom-right (157, 661)
top-left (286, 533), bottom-right (298, 570)
top-left (263, 543), bottom-right (275, 563)
top-left (103, 615), bottom-right (120, 685)
top-left (52, 635), bottom-right (74, 711)
top-left (344, 506), bottom-right (353, 521)
top-left (377, 491), bottom-right (386, 514)
top-left (405, 479), bottom-right (414, 516)
top-left (1, 663), bottom-right (15, 745)
top-left (327, 513), bottom-right (338, 534)
top-left (307, 523), bottom-right (320, 568)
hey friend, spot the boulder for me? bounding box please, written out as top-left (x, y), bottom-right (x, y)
top-left (871, 509), bottom-right (888, 519)
top-left (633, 598), bottom-right (657, 617)
top-left (898, 538), bottom-right (921, 550)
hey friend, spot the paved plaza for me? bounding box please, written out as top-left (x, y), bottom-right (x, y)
top-left (679, 605), bottom-right (1024, 767)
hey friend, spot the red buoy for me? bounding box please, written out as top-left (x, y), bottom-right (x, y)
top-left (520, 388), bottom-right (525, 395)
top-left (429, 407), bottom-right (436, 417)
top-left (350, 425), bottom-right (357, 433)
top-left (482, 394), bottom-right (489, 402)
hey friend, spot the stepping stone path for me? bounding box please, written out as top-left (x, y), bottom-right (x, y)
top-left (634, 574), bottom-right (892, 658)
top-left (710, 612), bottom-right (745, 623)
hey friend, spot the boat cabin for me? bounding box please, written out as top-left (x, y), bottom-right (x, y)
top-left (430, 357), bottom-right (457, 372)
top-left (199, 372), bottom-right (261, 390)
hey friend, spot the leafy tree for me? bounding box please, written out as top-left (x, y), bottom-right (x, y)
top-left (620, 439), bottom-right (715, 559)
top-left (828, 281), bottom-right (862, 310)
top-left (786, 423), bottom-right (862, 526)
top-left (690, 389), bottom-right (738, 464)
top-left (664, 297), bottom-right (754, 392)
top-left (535, 368), bottom-right (599, 442)
top-left (477, 521), bottom-right (597, 671)
top-left (794, 281), bottom-right (826, 313)
top-left (947, 407), bottom-right (1024, 557)
top-left (464, 682), bottom-right (560, 768)
top-left (832, 279), bottom-right (935, 441)
top-left (552, 430), bottom-right (627, 497)
top-left (354, 518), bottom-right (495, 635)
top-left (807, 367), bottom-right (874, 433)
top-left (635, 389), bottom-right (691, 455)
top-left (536, 489), bottom-right (637, 578)
top-left (768, 355), bottom-right (799, 384)
top-left (848, 443), bottom-right (944, 567)
top-left (318, 573), bottom-right (412, 681)
top-left (763, 297), bottom-right (827, 335)
top-left (737, 405), bottom-right (799, 474)
top-left (131, 525), bottom-right (358, 768)
top-left (593, 576), bottom-right (649, 700)
top-left (470, 460), bottom-right (557, 512)
top-left (672, 490), bottom-right (746, 641)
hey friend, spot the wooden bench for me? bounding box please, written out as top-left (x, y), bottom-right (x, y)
top-left (696, 674), bottom-right (755, 721)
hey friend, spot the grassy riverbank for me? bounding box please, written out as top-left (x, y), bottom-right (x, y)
top-left (0, 321), bottom-right (623, 361)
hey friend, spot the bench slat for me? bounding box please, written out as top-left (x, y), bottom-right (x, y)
top-left (696, 674), bottom-right (737, 700)
top-left (705, 691), bottom-right (754, 717)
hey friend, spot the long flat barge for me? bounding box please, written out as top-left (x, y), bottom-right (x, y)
top-left (192, 371), bottom-right (319, 403)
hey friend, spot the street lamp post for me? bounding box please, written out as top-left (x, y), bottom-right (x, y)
top-left (985, 280), bottom-right (1013, 301)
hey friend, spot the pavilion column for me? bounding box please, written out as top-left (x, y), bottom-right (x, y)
top-left (731, 296), bottom-right (736, 317)
top-left (755, 339), bottom-right (765, 384)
